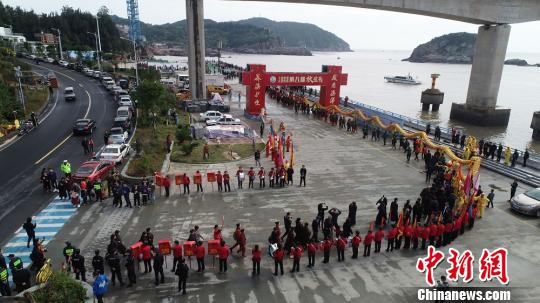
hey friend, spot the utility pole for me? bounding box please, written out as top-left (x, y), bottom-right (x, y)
top-left (87, 32), bottom-right (101, 71)
top-left (14, 66), bottom-right (26, 113)
top-left (51, 28), bottom-right (63, 60)
top-left (96, 15), bottom-right (102, 71)
top-left (217, 40), bottom-right (222, 74)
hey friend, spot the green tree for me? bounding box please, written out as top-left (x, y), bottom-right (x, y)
top-left (134, 80), bottom-right (164, 119)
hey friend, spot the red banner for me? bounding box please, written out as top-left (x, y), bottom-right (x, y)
top-left (242, 64), bottom-right (348, 116)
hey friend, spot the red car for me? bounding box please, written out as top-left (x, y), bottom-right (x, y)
top-left (72, 161), bottom-right (115, 183)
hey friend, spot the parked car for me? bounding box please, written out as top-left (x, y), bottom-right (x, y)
top-left (99, 143), bottom-right (131, 164)
top-left (92, 71), bottom-right (101, 79)
top-left (116, 106), bottom-right (132, 120)
top-left (72, 118), bottom-right (96, 135)
top-left (45, 57), bottom-right (55, 63)
top-left (112, 116), bottom-right (131, 132)
top-left (58, 60), bottom-right (69, 67)
top-left (110, 86), bottom-right (122, 96)
top-left (510, 187), bottom-right (540, 217)
top-left (64, 87), bottom-right (76, 101)
top-left (118, 79), bottom-right (129, 90)
top-left (109, 127), bottom-right (129, 143)
top-left (200, 110), bottom-right (223, 122)
top-left (118, 100), bottom-right (133, 108)
top-left (101, 76), bottom-right (113, 86)
top-left (104, 80), bottom-right (115, 90)
top-left (85, 69), bottom-right (94, 77)
top-left (72, 161), bottom-right (115, 183)
top-left (207, 114), bottom-right (242, 126)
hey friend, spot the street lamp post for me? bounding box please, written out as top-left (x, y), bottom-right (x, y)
top-left (51, 28), bottom-right (63, 60)
top-left (87, 32), bottom-right (101, 72)
top-left (95, 15), bottom-right (102, 71)
top-left (14, 66), bottom-right (26, 113)
top-left (120, 37), bottom-right (139, 87)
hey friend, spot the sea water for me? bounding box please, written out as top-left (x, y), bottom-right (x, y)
top-left (153, 50), bottom-right (540, 153)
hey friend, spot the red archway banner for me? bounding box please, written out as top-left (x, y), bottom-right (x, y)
top-left (241, 64), bottom-right (348, 116)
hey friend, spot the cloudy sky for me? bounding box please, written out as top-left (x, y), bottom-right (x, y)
top-left (4, 0), bottom-right (540, 53)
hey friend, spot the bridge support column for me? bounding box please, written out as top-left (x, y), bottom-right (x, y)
top-left (532, 111), bottom-right (540, 140)
top-left (186, 0), bottom-right (206, 100)
top-left (450, 24), bottom-right (511, 126)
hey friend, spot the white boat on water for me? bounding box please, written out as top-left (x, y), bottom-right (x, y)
top-left (384, 74), bottom-right (421, 85)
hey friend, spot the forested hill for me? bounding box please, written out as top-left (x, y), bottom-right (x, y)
top-left (111, 15), bottom-right (350, 52)
top-left (237, 18), bottom-right (351, 52)
top-left (0, 2), bottom-right (126, 52)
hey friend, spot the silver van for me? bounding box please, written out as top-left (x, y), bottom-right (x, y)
top-left (116, 106), bottom-right (132, 119)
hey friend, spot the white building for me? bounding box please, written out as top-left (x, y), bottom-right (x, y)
top-left (0, 27), bottom-right (26, 44)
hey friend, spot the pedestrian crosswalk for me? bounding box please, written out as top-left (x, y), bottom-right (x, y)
top-left (1, 196), bottom-right (78, 283)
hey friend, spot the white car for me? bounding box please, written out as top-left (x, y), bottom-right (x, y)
top-left (111, 86), bottom-right (122, 96)
top-left (99, 143), bottom-right (130, 164)
top-left (45, 57), bottom-right (54, 63)
top-left (118, 100), bottom-right (133, 108)
top-left (110, 127), bottom-right (129, 141)
top-left (200, 111), bottom-right (224, 123)
top-left (59, 60), bottom-right (69, 67)
top-left (510, 187), bottom-right (540, 217)
top-left (105, 80), bottom-right (115, 90)
top-left (208, 114), bottom-right (242, 126)
top-left (109, 134), bottom-right (127, 144)
top-left (85, 69), bottom-right (94, 77)
top-left (92, 71), bottom-right (101, 79)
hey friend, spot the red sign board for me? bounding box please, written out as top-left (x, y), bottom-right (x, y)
top-left (207, 172), bottom-right (216, 183)
top-left (184, 241), bottom-right (196, 257)
top-left (158, 240), bottom-right (171, 255)
top-left (242, 64), bottom-right (348, 116)
top-left (208, 240), bottom-right (220, 255)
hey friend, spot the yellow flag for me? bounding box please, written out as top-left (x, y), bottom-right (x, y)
top-left (290, 142), bottom-right (295, 168)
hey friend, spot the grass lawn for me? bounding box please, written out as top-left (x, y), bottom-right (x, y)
top-left (24, 86), bottom-right (49, 116)
top-left (126, 123), bottom-right (177, 177)
top-left (171, 141), bottom-right (265, 164)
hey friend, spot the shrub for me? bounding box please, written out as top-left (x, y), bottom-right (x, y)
top-left (181, 142), bottom-right (199, 156)
top-left (175, 125), bottom-right (191, 143)
top-left (32, 271), bottom-right (87, 303)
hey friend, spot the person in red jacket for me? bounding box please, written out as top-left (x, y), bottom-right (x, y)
top-left (322, 237), bottom-right (333, 263)
top-left (248, 167), bottom-right (256, 189)
top-left (218, 240), bottom-right (230, 273)
top-left (238, 229), bottom-right (247, 257)
top-left (364, 230), bottom-right (374, 257)
top-left (403, 224), bottom-right (413, 249)
top-left (429, 222), bottom-right (438, 246)
top-left (461, 212), bottom-right (468, 235)
top-left (307, 241), bottom-right (317, 268)
top-left (258, 167), bottom-right (266, 188)
top-left (291, 244), bottom-right (303, 272)
top-left (223, 171), bottom-right (231, 192)
top-left (437, 221), bottom-right (445, 247)
top-left (252, 245), bottom-right (262, 275)
top-left (421, 224), bottom-right (430, 249)
top-left (195, 241), bottom-right (205, 272)
top-left (273, 243), bottom-right (284, 276)
top-left (230, 224), bottom-right (242, 254)
top-left (444, 221), bottom-right (453, 246)
top-left (351, 231), bottom-right (362, 259)
top-left (163, 176), bottom-right (171, 197)
top-left (386, 225), bottom-right (397, 252)
top-left (268, 168), bottom-right (275, 188)
top-left (194, 170), bottom-right (203, 192)
top-left (453, 216), bottom-right (462, 241)
top-left (216, 171), bottom-right (223, 192)
top-left (213, 225), bottom-right (222, 241)
top-left (182, 173), bottom-right (190, 194)
top-left (171, 240), bottom-right (183, 272)
top-left (141, 242), bottom-right (153, 273)
top-left (413, 225), bottom-right (422, 249)
top-left (374, 227), bottom-right (384, 253)
top-left (336, 235), bottom-right (347, 262)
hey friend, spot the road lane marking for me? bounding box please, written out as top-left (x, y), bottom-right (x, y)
top-left (34, 89), bottom-right (92, 165)
top-left (79, 83), bottom-right (84, 87)
top-left (34, 134), bottom-right (73, 164)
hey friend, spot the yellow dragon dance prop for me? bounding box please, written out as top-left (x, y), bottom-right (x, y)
top-left (309, 102), bottom-right (482, 180)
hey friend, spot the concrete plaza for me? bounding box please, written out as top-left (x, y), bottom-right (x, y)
top-left (43, 95), bottom-right (540, 303)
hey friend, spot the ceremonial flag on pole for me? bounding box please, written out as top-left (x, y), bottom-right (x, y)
top-left (290, 142), bottom-right (295, 168)
top-left (472, 172), bottom-right (481, 196)
top-left (464, 172), bottom-right (472, 197)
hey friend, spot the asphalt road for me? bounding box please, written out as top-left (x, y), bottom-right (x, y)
top-left (0, 61), bottom-right (116, 245)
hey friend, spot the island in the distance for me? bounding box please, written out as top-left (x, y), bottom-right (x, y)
top-left (403, 32), bottom-right (539, 66)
